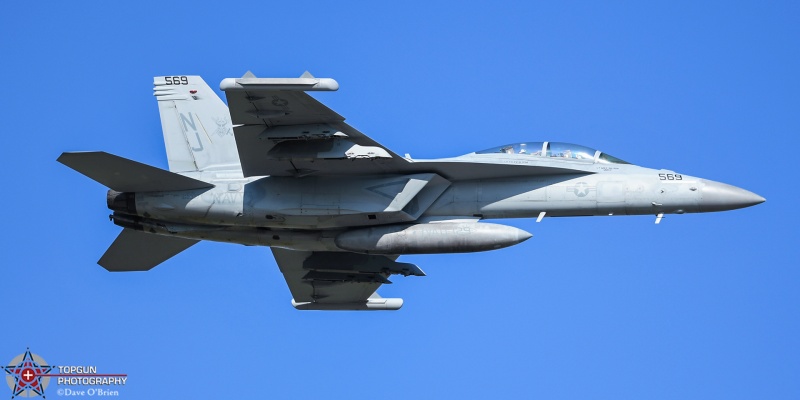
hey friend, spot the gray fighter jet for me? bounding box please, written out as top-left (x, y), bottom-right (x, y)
top-left (58, 72), bottom-right (764, 310)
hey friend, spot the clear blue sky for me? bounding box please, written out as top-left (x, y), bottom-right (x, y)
top-left (2, 1), bottom-right (798, 399)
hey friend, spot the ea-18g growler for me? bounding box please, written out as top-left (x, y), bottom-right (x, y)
top-left (58, 72), bottom-right (764, 310)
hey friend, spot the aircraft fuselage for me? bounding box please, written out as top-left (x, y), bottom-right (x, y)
top-left (107, 162), bottom-right (762, 254)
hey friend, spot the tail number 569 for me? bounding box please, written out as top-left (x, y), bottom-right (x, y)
top-left (659, 173), bottom-right (683, 180)
top-left (165, 76), bottom-right (188, 85)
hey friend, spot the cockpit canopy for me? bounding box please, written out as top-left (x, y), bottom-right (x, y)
top-left (475, 142), bottom-right (630, 164)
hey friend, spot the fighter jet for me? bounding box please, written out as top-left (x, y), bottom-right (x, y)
top-left (58, 72), bottom-right (765, 310)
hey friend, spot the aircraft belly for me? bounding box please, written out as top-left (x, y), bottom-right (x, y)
top-left (623, 180), bottom-right (655, 215)
top-left (109, 214), bottom-right (341, 251)
top-left (418, 181), bottom-right (480, 217)
top-left (133, 172), bottom-right (704, 226)
top-left (597, 181), bottom-right (628, 216)
top-left (136, 188), bottom-right (245, 225)
top-left (650, 181), bottom-right (701, 214)
top-left (136, 174), bottom-right (451, 229)
top-left (427, 176), bottom-right (600, 218)
top-left (622, 176), bottom-right (702, 215)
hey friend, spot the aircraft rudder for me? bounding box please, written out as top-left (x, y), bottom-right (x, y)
top-left (154, 75), bottom-right (241, 173)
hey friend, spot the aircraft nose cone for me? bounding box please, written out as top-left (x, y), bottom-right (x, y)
top-left (700, 180), bottom-right (765, 212)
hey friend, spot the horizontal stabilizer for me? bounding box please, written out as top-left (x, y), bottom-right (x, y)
top-left (98, 229), bottom-right (198, 271)
top-left (58, 151), bottom-right (213, 192)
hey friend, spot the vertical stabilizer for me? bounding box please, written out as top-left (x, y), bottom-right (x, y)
top-left (154, 76), bottom-right (241, 173)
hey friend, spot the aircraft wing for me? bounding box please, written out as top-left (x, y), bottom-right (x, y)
top-left (270, 248), bottom-right (424, 310)
top-left (222, 72), bottom-right (599, 180)
top-left (222, 72), bottom-right (410, 177)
